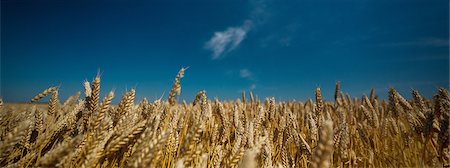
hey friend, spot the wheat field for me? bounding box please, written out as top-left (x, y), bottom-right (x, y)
top-left (0, 68), bottom-right (449, 168)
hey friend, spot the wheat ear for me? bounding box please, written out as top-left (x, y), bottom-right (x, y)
top-left (31, 86), bottom-right (57, 103)
top-left (168, 67), bottom-right (187, 105)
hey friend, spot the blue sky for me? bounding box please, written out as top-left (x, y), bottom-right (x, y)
top-left (1, 0), bottom-right (449, 102)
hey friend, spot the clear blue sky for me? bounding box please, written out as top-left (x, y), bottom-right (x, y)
top-left (1, 0), bottom-right (449, 102)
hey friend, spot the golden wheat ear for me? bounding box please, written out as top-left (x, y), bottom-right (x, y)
top-left (48, 89), bottom-right (59, 116)
top-left (168, 67), bottom-right (187, 105)
top-left (31, 86), bottom-right (57, 103)
top-left (334, 81), bottom-right (340, 102)
top-left (87, 75), bottom-right (101, 114)
top-left (193, 90), bottom-right (205, 106)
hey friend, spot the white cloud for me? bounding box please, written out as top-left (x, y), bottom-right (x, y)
top-left (239, 69), bottom-right (253, 79)
top-left (205, 21), bottom-right (252, 59)
top-left (238, 68), bottom-right (257, 91)
top-left (279, 36), bottom-right (292, 46)
top-left (250, 84), bottom-right (256, 90)
top-left (204, 0), bottom-right (268, 59)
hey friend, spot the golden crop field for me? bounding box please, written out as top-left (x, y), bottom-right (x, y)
top-left (0, 68), bottom-right (449, 168)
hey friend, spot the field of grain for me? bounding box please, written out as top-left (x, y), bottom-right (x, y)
top-left (0, 68), bottom-right (449, 168)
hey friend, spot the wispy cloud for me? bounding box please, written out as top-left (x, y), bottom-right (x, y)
top-left (380, 37), bottom-right (449, 47)
top-left (259, 22), bottom-right (299, 48)
top-left (205, 0), bottom-right (268, 59)
top-left (205, 21), bottom-right (252, 59)
top-left (250, 84), bottom-right (256, 90)
top-left (239, 68), bottom-right (256, 91)
top-left (239, 68), bottom-right (253, 80)
top-left (239, 69), bottom-right (256, 90)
